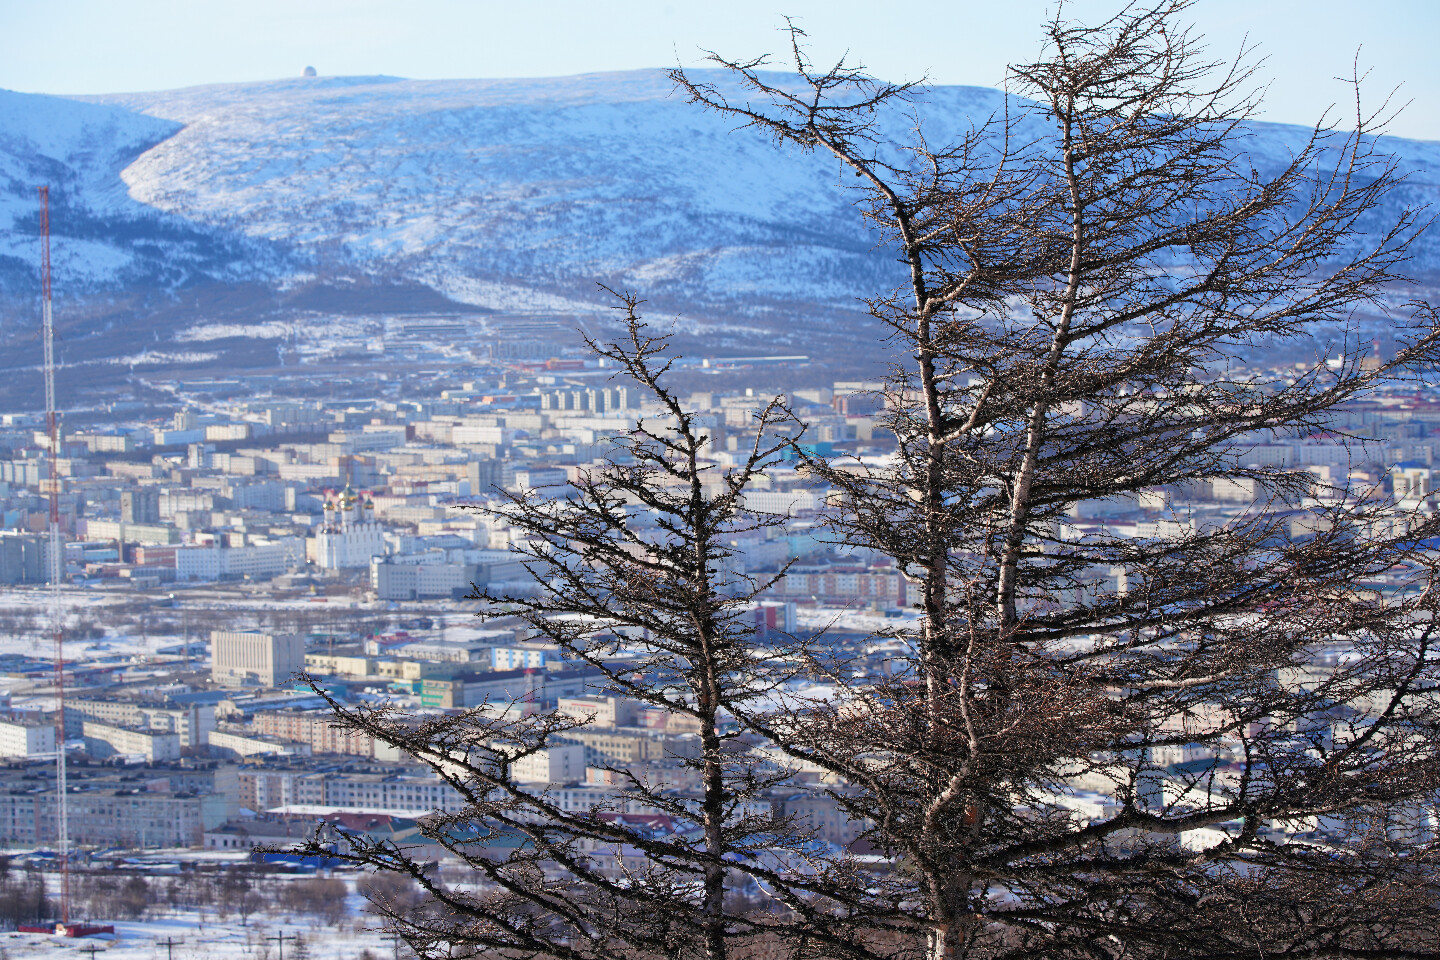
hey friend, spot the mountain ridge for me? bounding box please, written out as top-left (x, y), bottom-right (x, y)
top-left (0, 69), bottom-right (1435, 355)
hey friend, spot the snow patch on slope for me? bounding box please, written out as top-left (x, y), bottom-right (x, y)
top-left (175, 321), bottom-right (294, 341)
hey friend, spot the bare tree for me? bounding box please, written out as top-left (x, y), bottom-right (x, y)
top-left (298, 297), bottom-right (871, 960)
top-left (675, 2), bottom-right (1440, 959)
top-left (292, 876), bottom-right (349, 926)
top-left (219, 869), bottom-right (266, 927)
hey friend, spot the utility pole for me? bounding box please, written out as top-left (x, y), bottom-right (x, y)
top-left (268, 930), bottom-right (295, 960)
top-left (160, 936), bottom-right (182, 960)
top-left (39, 185), bottom-right (69, 927)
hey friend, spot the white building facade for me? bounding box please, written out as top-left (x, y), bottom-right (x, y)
top-left (176, 538), bottom-right (300, 581)
top-left (211, 630), bottom-right (306, 688)
top-left (0, 719), bottom-right (55, 758)
top-left (314, 487), bottom-right (386, 569)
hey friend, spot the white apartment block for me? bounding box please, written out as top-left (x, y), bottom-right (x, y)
top-left (81, 720), bottom-right (182, 762)
top-left (205, 728), bottom-right (312, 759)
top-left (315, 522), bottom-right (387, 569)
top-left (0, 718), bottom-right (55, 758)
top-left (66, 700), bottom-right (215, 748)
top-left (211, 630), bottom-right (306, 688)
top-left (491, 644), bottom-right (552, 670)
top-left (82, 520), bottom-right (178, 545)
top-left (371, 557), bottom-right (473, 600)
top-left (175, 538), bottom-right (300, 582)
top-left (511, 743), bottom-right (587, 784)
top-left (0, 789), bottom-right (227, 847)
top-left (557, 697), bottom-right (639, 729)
top-left (320, 774), bottom-right (464, 814)
top-left (743, 489), bottom-right (823, 515)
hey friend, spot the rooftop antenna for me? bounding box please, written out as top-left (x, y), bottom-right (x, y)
top-left (39, 186), bottom-right (70, 927)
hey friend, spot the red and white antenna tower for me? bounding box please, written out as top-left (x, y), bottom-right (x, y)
top-left (39, 186), bottom-right (70, 927)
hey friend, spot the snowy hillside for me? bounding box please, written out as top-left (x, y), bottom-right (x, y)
top-left (0, 69), bottom-right (1436, 331)
top-left (87, 71), bottom-right (921, 317)
top-left (0, 89), bottom-right (283, 310)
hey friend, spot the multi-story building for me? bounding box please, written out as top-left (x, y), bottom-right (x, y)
top-left (370, 557), bottom-right (475, 600)
top-left (80, 720), bottom-right (182, 762)
top-left (66, 699), bottom-right (215, 748)
top-left (81, 520), bottom-right (178, 545)
top-left (0, 533), bottom-right (46, 585)
top-left (768, 564), bottom-right (907, 607)
top-left (303, 653), bottom-right (375, 678)
top-left (237, 767), bottom-right (329, 811)
top-left (557, 697), bottom-right (639, 729)
top-left (490, 643), bottom-right (554, 670)
top-left (0, 788), bottom-right (227, 847)
top-left (251, 709), bottom-right (399, 760)
top-left (0, 717), bottom-right (55, 758)
top-left (770, 790), bottom-right (867, 846)
top-left (233, 766), bottom-right (463, 814)
top-left (175, 538), bottom-right (300, 581)
top-left (418, 668), bottom-right (544, 710)
top-left (511, 744), bottom-right (587, 784)
top-left (320, 773), bottom-right (458, 812)
top-left (560, 728), bottom-right (701, 766)
top-left (120, 488), bottom-right (160, 524)
top-left (211, 630), bottom-right (306, 688)
top-left (538, 386), bottom-right (632, 413)
top-left (74, 432), bottom-right (134, 454)
top-left (206, 728), bottom-right (312, 759)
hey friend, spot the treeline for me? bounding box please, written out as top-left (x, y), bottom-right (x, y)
top-left (0, 865), bottom-right (351, 927)
top-left (0, 860), bottom-right (51, 929)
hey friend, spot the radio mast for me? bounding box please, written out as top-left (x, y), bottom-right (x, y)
top-left (39, 186), bottom-right (70, 926)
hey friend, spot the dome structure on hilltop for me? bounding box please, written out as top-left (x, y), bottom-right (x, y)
top-left (302, 66), bottom-right (317, 77)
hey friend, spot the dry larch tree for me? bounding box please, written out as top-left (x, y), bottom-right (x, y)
top-left (296, 297), bottom-right (882, 960)
top-left (675, 2), bottom-right (1440, 959)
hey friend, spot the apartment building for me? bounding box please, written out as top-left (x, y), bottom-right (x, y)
top-left (237, 768), bottom-right (328, 811)
top-left (560, 729), bottom-right (701, 766)
top-left (557, 697), bottom-right (639, 729)
top-left (206, 728), bottom-right (313, 759)
top-left (321, 773), bottom-right (462, 813)
top-left (81, 720), bottom-right (182, 762)
top-left (66, 699), bottom-right (215, 748)
top-left (0, 788), bottom-right (227, 847)
top-left (0, 718), bottom-right (55, 758)
top-left (234, 766), bottom-right (463, 814)
top-left (211, 630), bottom-right (305, 688)
top-left (175, 539), bottom-right (299, 581)
top-left (511, 744), bottom-right (587, 784)
top-left (251, 709), bottom-right (400, 761)
top-left (418, 668), bottom-right (544, 710)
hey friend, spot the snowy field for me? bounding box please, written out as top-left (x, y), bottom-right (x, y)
top-left (0, 915), bottom-right (397, 960)
top-left (0, 862), bottom-right (404, 960)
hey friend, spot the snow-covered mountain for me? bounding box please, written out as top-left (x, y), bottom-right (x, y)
top-left (84, 70), bottom-right (922, 320)
top-left (0, 88), bottom-right (284, 307)
top-left (1, 69), bottom-right (1437, 337)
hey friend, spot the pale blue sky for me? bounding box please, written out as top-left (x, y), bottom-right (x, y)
top-left (1, 0), bottom-right (1435, 138)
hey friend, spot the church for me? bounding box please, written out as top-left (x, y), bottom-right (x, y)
top-left (313, 485), bottom-right (385, 570)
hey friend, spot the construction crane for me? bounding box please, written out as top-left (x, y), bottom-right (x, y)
top-left (39, 186), bottom-right (70, 927)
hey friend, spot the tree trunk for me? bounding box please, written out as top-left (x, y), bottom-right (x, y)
top-left (701, 714), bottom-right (727, 960)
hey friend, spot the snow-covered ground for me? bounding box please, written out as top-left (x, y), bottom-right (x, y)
top-left (0, 916), bottom-right (394, 960)
top-left (0, 899), bottom-right (397, 959)
top-left (0, 854), bottom-right (403, 960)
